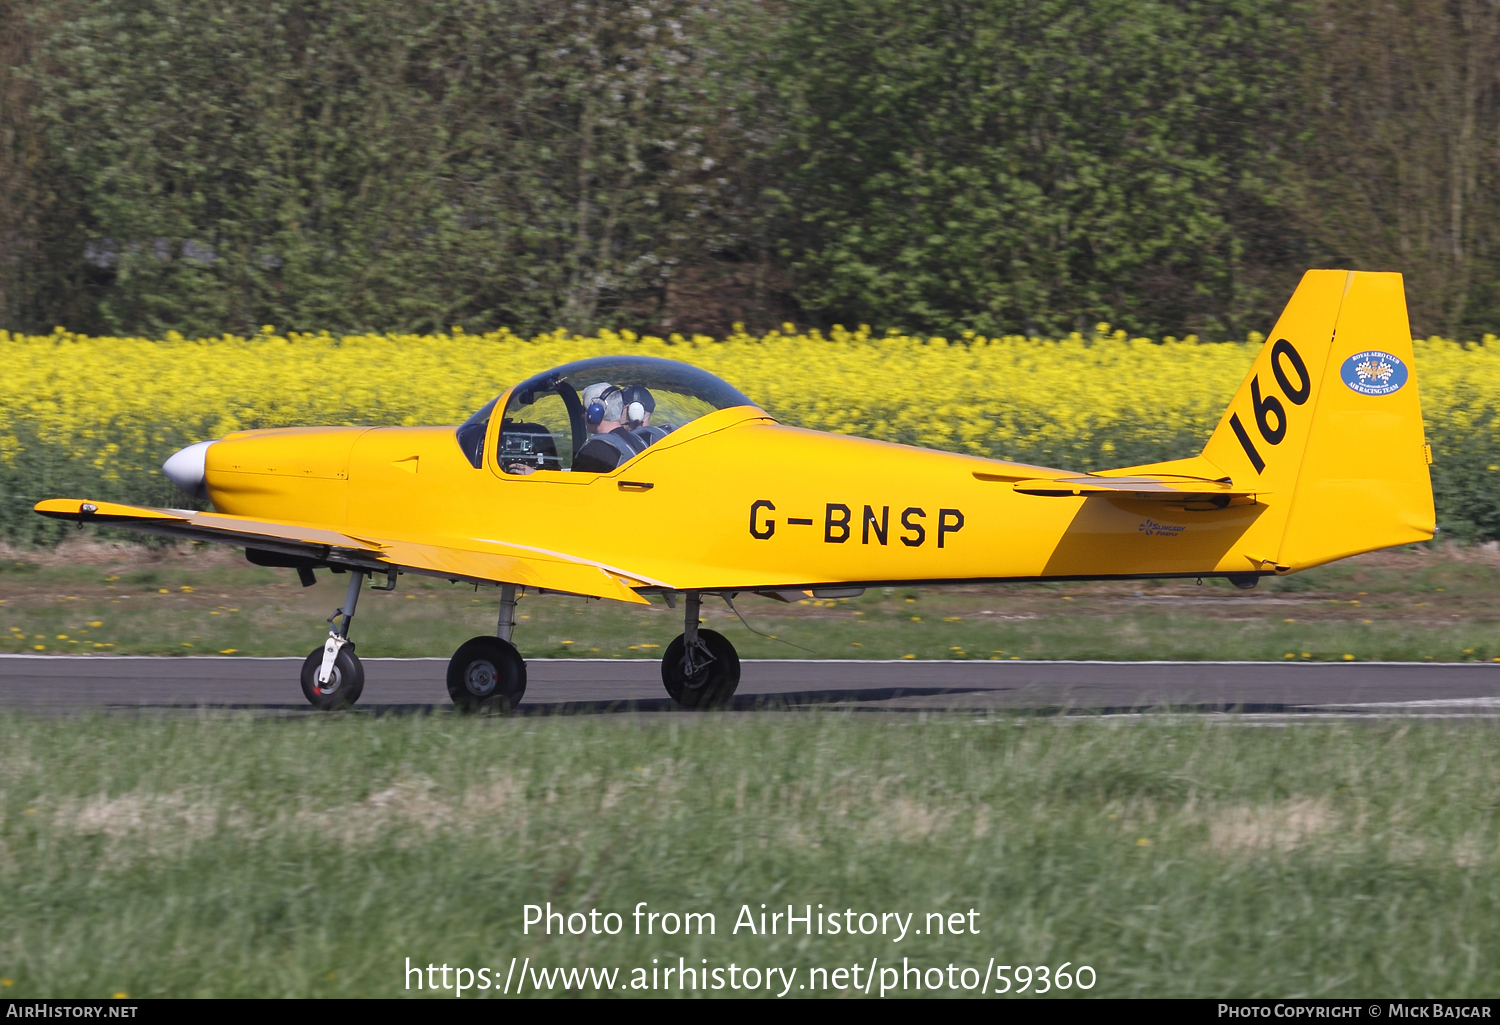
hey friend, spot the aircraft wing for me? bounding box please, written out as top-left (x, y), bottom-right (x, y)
top-left (32, 498), bottom-right (654, 604)
top-left (1003, 475), bottom-right (1264, 502)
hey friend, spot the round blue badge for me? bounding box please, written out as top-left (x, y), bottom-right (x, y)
top-left (1340, 350), bottom-right (1408, 396)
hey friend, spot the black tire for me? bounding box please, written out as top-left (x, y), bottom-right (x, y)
top-left (447, 636), bottom-right (527, 713)
top-left (300, 643), bottom-right (365, 710)
top-left (661, 628), bottom-right (740, 709)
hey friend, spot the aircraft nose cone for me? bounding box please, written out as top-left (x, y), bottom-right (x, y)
top-left (162, 440), bottom-right (215, 497)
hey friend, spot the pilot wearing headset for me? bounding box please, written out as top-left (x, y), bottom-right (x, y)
top-left (572, 382), bottom-right (649, 473)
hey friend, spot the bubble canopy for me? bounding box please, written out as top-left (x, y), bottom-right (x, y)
top-left (456, 356), bottom-right (757, 470)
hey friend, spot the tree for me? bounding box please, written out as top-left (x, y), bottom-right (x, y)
top-left (1288, 0), bottom-right (1500, 338)
top-left (26, 0), bottom-right (766, 336)
top-left (766, 0), bottom-right (1301, 339)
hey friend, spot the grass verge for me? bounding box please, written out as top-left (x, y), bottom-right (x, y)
top-left (1, 713), bottom-right (1499, 997)
top-left (1, 542), bottom-right (1497, 661)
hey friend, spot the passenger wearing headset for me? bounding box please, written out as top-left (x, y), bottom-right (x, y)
top-left (571, 382), bottom-right (650, 473)
top-left (620, 385), bottom-right (670, 445)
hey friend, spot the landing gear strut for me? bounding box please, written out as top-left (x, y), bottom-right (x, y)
top-left (447, 583), bottom-right (528, 713)
top-left (300, 569), bottom-right (367, 710)
top-left (661, 591), bottom-right (740, 709)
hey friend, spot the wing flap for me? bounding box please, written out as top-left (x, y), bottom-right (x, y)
top-left (365, 538), bottom-right (650, 605)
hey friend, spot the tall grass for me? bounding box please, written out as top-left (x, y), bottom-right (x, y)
top-left (2, 713), bottom-right (1498, 997)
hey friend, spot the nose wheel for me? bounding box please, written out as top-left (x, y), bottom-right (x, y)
top-left (661, 592), bottom-right (740, 709)
top-left (301, 568), bottom-right (371, 711)
top-left (301, 643), bottom-right (365, 709)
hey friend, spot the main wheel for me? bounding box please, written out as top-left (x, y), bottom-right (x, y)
top-left (447, 636), bottom-right (527, 713)
top-left (300, 643), bottom-right (365, 710)
top-left (661, 628), bottom-right (740, 709)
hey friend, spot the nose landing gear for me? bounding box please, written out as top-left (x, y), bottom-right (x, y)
top-left (661, 591), bottom-right (740, 709)
top-left (300, 569), bottom-right (368, 710)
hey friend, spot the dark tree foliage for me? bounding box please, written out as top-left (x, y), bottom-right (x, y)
top-left (0, 0), bottom-right (101, 333)
top-left (0, 0), bottom-right (1496, 339)
top-left (767, 0), bottom-right (1301, 339)
top-left (1286, 0), bottom-right (1500, 338)
top-left (17, 0), bottom-right (769, 337)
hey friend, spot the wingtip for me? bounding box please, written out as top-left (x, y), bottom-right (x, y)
top-left (33, 498), bottom-right (92, 518)
top-left (33, 498), bottom-right (190, 522)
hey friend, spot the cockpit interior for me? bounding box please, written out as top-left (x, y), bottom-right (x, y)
top-left (454, 356), bottom-right (756, 474)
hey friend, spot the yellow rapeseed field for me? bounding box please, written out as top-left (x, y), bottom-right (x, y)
top-left (2, 323), bottom-right (1498, 494)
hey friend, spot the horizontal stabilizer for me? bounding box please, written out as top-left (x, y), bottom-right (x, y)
top-left (1008, 476), bottom-right (1264, 503)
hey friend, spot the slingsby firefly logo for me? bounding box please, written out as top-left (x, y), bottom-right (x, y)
top-left (1340, 350), bottom-right (1408, 396)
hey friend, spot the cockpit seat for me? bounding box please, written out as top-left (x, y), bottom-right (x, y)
top-left (572, 428), bottom-right (648, 474)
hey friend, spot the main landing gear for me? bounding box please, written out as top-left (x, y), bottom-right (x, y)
top-left (447, 584), bottom-right (527, 713)
top-left (661, 591), bottom-right (740, 709)
top-left (443, 585), bottom-right (739, 712)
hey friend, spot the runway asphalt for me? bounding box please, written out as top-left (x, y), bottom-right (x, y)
top-left (3, 655), bottom-right (1500, 715)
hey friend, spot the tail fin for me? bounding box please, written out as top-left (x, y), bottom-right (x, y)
top-left (1200, 269), bottom-right (1434, 570)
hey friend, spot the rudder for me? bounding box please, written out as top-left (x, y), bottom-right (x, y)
top-left (1276, 271), bottom-right (1434, 568)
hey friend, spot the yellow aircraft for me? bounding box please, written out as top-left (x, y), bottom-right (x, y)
top-left (36, 269), bottom-right (1434, 711)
